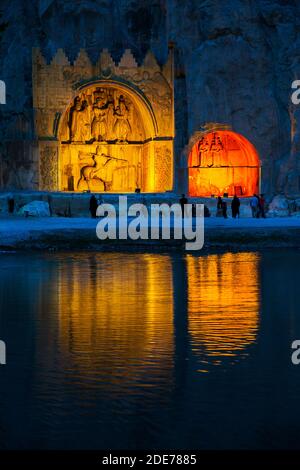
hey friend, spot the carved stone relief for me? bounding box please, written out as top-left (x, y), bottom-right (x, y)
top-left (33, 48), bottom-right (174, 192)
top-left (60, 142), bottom-right (143, 193)
top-left (40, 145), bottom-right (58, 191)
top-left (63, 86), bottom-right (145, 144)
top-left (154, 145), bottom-right (172, 192)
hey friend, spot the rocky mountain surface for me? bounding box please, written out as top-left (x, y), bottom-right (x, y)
top-left (0, 0), bottom-right (299, 195)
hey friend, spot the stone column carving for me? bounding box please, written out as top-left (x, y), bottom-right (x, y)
top-left (154, 144), bottom-right (173, 192)
top-left (39, 145), bottom-right (58, 191)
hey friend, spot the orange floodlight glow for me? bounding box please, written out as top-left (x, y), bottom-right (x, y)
top-left (188, 130), bottom-right (260, 197)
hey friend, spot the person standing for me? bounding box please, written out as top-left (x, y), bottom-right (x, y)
top-left (222, 200), bottom-right (228, 219)
top-left (255, 194), bottom-right (261, 218)
top-left (231, 195), bottom-right (240, 218)
top-left (8, 197), bottom-right (14, 214)
top-left (89, 195), bottom-right (98, 218)
top-left (259, 194), bottom-right (266, 218)
top-left (216, 196), bottom-right (223, 217)
top-left (250, 194), bottom-right (259, 218)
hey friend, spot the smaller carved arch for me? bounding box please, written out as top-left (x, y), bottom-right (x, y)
top-left (187, 126), bottom-right (261, 197)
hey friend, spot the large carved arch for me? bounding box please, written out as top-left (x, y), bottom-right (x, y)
top-left (57, 81), bottom-right (164, 193)
top-left (32, 47), bottom-right (174, 193)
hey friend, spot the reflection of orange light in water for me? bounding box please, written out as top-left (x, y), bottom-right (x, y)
top-left (188, 131), bottom-right (260, 197)
top-left (55, 253), bottom-right (174, 390)
top-left (187, 252), bottom-right (259, 364)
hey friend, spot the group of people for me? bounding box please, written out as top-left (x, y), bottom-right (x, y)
top-left (216, 193), bottom-right (266, 219)
top-left (250, 193), bottom-right (266, 218)
top-left (216, 195), bottom-right (240, 219)
top-left (90, 193), bottom-right (266, 219)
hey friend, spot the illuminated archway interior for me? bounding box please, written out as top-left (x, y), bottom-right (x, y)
top-left (188, 130), bottom-right (260, 197)
top-left (58, 84), bottom-right (172, 193)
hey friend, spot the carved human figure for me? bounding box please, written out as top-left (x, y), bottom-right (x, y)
top-left (78, 100), bottom-right (92, 142)
top-left (197, 137), bottom-right (210, 166)
top-left (105, 100), bottom-right (115, 140)
top-left (91, 98), bottom-right (108, 141)
top-left (209, 133), bottom-right (224, 166)
top-left (198, 137), bottom-right (210, 166)
top-left (70, 97), bottom-right (83, 141)
top-left (113, 95), bottom-right (131, 142)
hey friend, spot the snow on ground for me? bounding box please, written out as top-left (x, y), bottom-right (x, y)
top-left (204, 216), bottom-right (300, 228)
top-left (0, 215), bottom-right (300, 249)
top-left (1, 214), bottom-right (300, 231)
top-left (0, 216), bottom-right (300, 231)
top-left (1, 215), bottom-right (300, 233)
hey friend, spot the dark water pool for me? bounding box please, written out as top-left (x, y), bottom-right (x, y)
top-left (0, 250), bottom-right (299, 449)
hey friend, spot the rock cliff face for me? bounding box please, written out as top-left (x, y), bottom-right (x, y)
top-left (0, 0), bottom-right (299, 195)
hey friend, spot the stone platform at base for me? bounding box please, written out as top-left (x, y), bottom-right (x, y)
top-left (1, 190), bottom-right (300, 219)
top-left (0, 190), bottom-right (255, 218)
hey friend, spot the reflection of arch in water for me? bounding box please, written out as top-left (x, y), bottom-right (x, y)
top-left (187, 252), bottom-right (260, 367)
top-left (188, 130), bottom-right (260, 197)
top-left (52, 253), bottom-right (174, 392)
